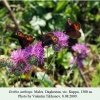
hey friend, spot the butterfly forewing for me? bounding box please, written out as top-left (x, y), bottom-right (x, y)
top-left (42, 33), bottom-right (54, 46)
top-left (17, 31), bottom-right (24, 38)
top-left (16, 31), bottom-right (35, 49)
top-left (26, 36), bottom-right (35, 43)
top-left (51, 36), bottom-right (58, 44)
top-left (73, 22), bottom-right (81, 30)
top-left (65, 18), bottom-right (81, 39)
top-left (41, 32), bottom-right (58, 47)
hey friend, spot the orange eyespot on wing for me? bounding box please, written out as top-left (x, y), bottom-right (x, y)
top-left (65, 18), bottom-right (81, 39)
top-left (73, 22), bottom-right (81, 30)
top-left (51, 36), bottom-right (58, 43)
top-left (17, 31), bottom-right (24, 38)
top-left (46, 33), bottom-right (58, 43)
top-left (40, 31), bottom-right (58, 47)
top-left (26, 36), bottom-right (33, 41)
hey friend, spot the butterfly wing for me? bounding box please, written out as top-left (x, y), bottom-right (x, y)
top-left (65, 18), bottom-right (81, 39)
top-left (51, 35), bottom-right (58, 44)
top-left (67, 22), bottom-right (81, 39)
top-left (25, 35), bottom-right (35, 46)
top-left (17, 31), bottom-right (26, 49)
top-left (16, 31), bottom-right (35, 49)
top-left (42, 33), bottom-right (58, 47)
top-left (45, 33), bottom-right (58, 44)
top-left (42, 33), bottom-right (54, 46)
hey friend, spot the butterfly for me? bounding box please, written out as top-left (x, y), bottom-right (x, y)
top-left (15, 31), bottom-right (35, 49)
top-left (65, 18), bottom-right (81, 39)
top-left (40, 30), bottom-right (58, 47)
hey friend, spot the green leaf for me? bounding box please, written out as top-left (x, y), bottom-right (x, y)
top-left (91, 75), bottom-right (100, 87)
top-left (0, 8), bottom-right (8, 19)
top-left (36, 72), bottom-right (53, 87)
top-left (96, 63), bottom-right (100, 73)
top-left (54, 1), bottom-right (68, 12)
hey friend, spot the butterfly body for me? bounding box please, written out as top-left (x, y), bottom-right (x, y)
top-left (65, 18), bottom-right (81, 39)
top-left (16, 31), bottom-right (35, 49)
top-left (41, 31), bottom-right (58, 47)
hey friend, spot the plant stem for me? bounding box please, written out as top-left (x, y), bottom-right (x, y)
top-left (33, 61), bottom-right (38, 86)
top-left (20, 75), bottom-right (22, 87)
top-left (2, 0), bottom-right (20, 30)
top-left (41, 52), bottom-right (56, 82)
top-left (78, 66), bottom-right (89, 87)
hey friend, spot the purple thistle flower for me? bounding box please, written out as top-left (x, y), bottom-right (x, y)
top-left (70, 43), bottom-right (88, 68)
top-left (11, 49), bottom-right (26, 64)
top-left (52, 31), bottom-right (68, 51)
top-left (53, 31), bottom-right (68, 47)
top-left (24, 46), bottom-right (32, 59)
top-left (31, 41), bottom-right (44, 64)
top-left (70, 57), bottom-right (83, 68)
top-left (10, 42), bottom-right (44, 74)
top-left (52, 44), bottom-right (61, 52)
top-left (10, 49), bottom-right (30, 73)
top-left (17, 62), bottom-right (30, 73)
top-left (72, 43), bottom-right (88, 58)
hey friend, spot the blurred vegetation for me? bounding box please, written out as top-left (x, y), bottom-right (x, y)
top-left (0, 0), bottom-right (100, 87)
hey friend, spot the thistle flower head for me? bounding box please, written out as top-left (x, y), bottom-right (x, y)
top-left (10, 49), bottom-right (31, 74)
top-left (24, 46), bottom-right (32, 59)
top-left (31, 41), bottom-right (44, 64)
top-left (72, 43), bottom-right (88, 58)
top-left (53, 31), bottom-right (68, 47)
top-left (11, 49), bottom-right (25, 64)
top-left (52, 31), bottom-right (68, 51)
top-left (70, 43), bottom-right (88, 68)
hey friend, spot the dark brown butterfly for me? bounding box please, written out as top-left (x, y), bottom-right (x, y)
top-left (15, 31), bottom-right (35, 49)
top-left (40, 30), bottom-right (58, 47)
top-left (65, 18), bottom-right (81, 39)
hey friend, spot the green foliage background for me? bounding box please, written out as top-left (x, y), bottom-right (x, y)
top-left (0, 1), bottom-right (100, 87)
